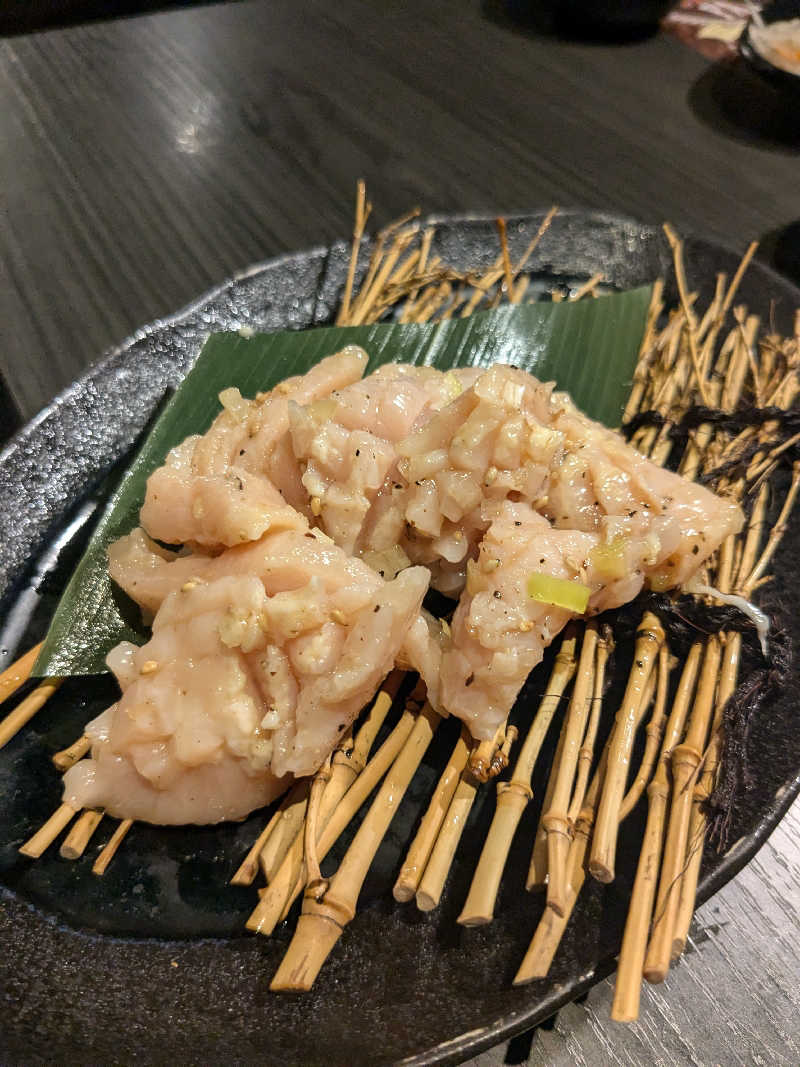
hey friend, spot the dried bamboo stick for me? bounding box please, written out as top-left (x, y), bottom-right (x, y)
top-left (541, 624), bottom-right (599, 915)
top-left (515, 631), bottom-right (671, 985)
top-left (394, 728), bottom-right (470, 902)
top-left (458, 637), bottom-right (577, 925)
top-left (92, 818), bottom-right (133, 875)
top-left (622, 280), bottom-right (665, 424)
top-left (570, 273), bottom-right (604, 302)
top-left (512, 274), bottom-right (530, 305)
top-left (671, 632), bottom-right (741, 963)
top-left (247, 706), bottom-right (416, 935)
top-left (19, 802), bottom-right (79, 858)
top-left (610, 642), bottom-right (702, 1021)
top-left (414, 725), bottom-right (517, 912)
top-left (270, 704), bottom-right (439, 990)
top-left (720, 242), bottom-right (759, 322)
top-left (60, 809), bottom-right (103, 860)
top-left (0, 678), bottom-right (63, 751)
top-left (735, 482), bottom-right (769, 590)
top-left (514, 748), bottom-right (608, 983)
top-left (741, 461), bottom-right (800, 594)
top-left (52, 734), bottom-right (91, 772)
top-left (415, 726), bottom-right (517, 913)
top-left (303, 755), bottom-right (333, 890)
top-left (699, 243), bottom-right (757, 376)
top-left (696, 272), bottom-right (727, 348)
top-left (255, 678), bottom-right (403, 902)
top-left (0, 642), bottom-right (43, 706)
top-left (663, 225), bottom-right (709, 405)
top-left (669, 458), bottom-right (791, 960)
top-left (398, 227), bottom-right (435, 321)
top-left (231, 800), bottom-right (293, 887)
top-left (460, 269), bottom-right (504, 318)
top-left (513, 205), bottom-right (558, 277)
top-left (566, 632), bottom-right (611, 826)
top-left (643, 634), bottom-right (722, 982)
top-left (496, 217), bottom-right (514, 299)
top-left (348, 229), bottom-right (418, 326)
top-left (589, 613), bottom-right (664, 884)
top-left (336, 179), bottom-right (371, 325)
top-left (618, 644), bottom-right (670, 821)
top-left (416, 769), bottom-right (479, 913)
top-left (527, 684), bottom-right (572, 891)
top-left (258, 780), bottom-right (309, 883)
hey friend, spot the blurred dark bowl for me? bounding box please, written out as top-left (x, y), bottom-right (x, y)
top-left (555, 0), bottom-right (674, 39)
top-left (740, 0), bottom-right (800, 98)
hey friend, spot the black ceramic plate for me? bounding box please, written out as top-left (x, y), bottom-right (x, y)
top-left (1, 213), bottom-right (799, 1066)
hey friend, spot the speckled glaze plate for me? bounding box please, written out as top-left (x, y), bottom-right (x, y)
top-left (1, 213), bottom-right (799, 1066)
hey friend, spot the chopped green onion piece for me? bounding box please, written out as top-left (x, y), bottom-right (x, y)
top-left (527, 573), bottom-right (591, 613)
top-left (590, 536), bottom-right (628, 580)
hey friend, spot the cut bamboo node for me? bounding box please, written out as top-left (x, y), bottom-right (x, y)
top-left (498, 779), bottom-right (532, 804)
top-left (671, 743), bottom-right (703, 780)
top-left (269, 911), bottom-right (344, 993)
top-left (53, 734), bottom-right (91, 772)
top-left (60, 809), bottom-right (103, 859)
top-left (589, 612), bottom-right (664, 884)
top-left (305, 887), bottom-right (355, 927)
top-left (271, 884), bottom-right (354, 992)
top-left (457, 782), bottom-right (531, 926)
top-left (542, 813), bottom-right (572, 915)
top-left (588, 847), bottom-right (614, 885)
top-left (647, 779), bottom-right (669, 803)
top-left (469, 738), bottom-right (500, 782)
top-left (491, 725), bottom-right (518, 777)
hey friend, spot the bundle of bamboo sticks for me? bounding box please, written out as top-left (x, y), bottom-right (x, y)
top-left (2, 191), bottom-right (798, 1026)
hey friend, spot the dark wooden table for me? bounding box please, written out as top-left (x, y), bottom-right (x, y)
top-left (2, 2), bottom-right (800, 1063)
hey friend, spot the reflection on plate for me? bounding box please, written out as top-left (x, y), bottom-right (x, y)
top-left (1, 213), bottom-right (800, 1065)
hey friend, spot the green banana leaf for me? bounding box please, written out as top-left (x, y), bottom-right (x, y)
top-left (34, 286), bottom-right (652, 677)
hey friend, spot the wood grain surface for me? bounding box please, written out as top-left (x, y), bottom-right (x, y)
top-left (2, 0), bottom-right (800, 425)
top-left (1, 2), bottom-right (799, 1062)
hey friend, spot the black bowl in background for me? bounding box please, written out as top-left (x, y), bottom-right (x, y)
top-left (740, 0), bottom-right (800, 97)
top-left (554, 0), bottom-right (674, 40)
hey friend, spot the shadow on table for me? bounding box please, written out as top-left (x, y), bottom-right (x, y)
top-left (0, 0), bottom-right (233, 37)
top-left (758, 221), bottom-right (800, 291)
top-left (688, 58), bottom-right (800, 155)
top-left (481, 0), bottom-right (668, 43)
top-left (0, 378), bottom-right (22, 447)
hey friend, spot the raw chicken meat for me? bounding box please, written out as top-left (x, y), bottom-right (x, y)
top-left (439, 496), bottom-right (739, 739)
top-left (141, 347), bottom-right (369, 549)
top-left (67, 352), bottom-right (742, 824)
top-left (65, 557), bottom-right (430, 823)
